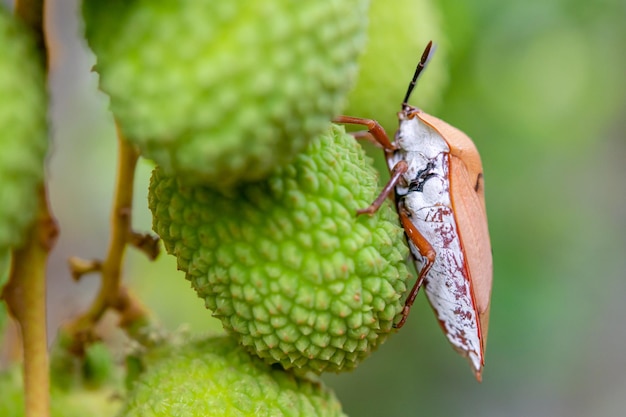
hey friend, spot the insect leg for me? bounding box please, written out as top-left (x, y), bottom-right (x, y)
top-left (333, 115), bottom-right (396, 152)
top-left (395, 205), bottom-right (436, 329)
top-left (349, 130), bottom-right (385, 148)
top-left (356, 161), bottom-right (408, 216)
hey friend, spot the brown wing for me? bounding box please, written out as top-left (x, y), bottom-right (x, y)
top-left (449, 154), bottom-right (493, 351)
top-left (418, 111), bottom-right (493, 352)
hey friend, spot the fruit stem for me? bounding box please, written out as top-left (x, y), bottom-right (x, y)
top-left (64, 128), bottom-right (158, 354)
top-left (0, 2), bottom-right (56, 417)
top-left (2, 185), bottom-right (58, 417)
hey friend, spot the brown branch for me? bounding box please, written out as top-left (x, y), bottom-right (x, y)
top-left (128, 231), bottom-right (161, 260)
top-left (0, 2), bottom-right (56, 417)
top-left (64, 129), bottom-right (158, 354)
top-left (3, 185), bottom-right (58, 417)
top-left (67, 257), bottom-right (102, 281)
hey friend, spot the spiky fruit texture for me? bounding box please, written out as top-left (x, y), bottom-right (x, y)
top-left (344, 0), bottom-right (448, 134)
top-left (120, 335), bottom-right (346, 417)
top-left (149, 124), bottom-right (410, 373)
top-left (0, 9), bottom-right (48, 253)
top-left (83, 0), bottom-right (369, 186)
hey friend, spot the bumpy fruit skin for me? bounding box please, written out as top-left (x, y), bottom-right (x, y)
top-left (149, 124), bottom-right (409, 373)
top-left (0, 9), bottom-right (48, 253)
top-left (344, 0), bottom-right (448, 134)
top-left (83, 0), bottom-right (369, 186)
top-left (120, 335), bottom-right (347, 417)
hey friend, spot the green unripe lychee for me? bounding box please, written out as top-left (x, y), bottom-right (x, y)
top-left (0, 9), bottom-right (48, 253)
top-left (344, 0), bottom-right (448, 134)
top-left (120, 335), bottom-right (346, 417)
top-left (149, 124), bottom-right (410, 373)
top-left (83, 0), bottom-right (369, 186)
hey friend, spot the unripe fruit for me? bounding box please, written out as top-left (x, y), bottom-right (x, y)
top-left (344, 0), bottom-right (448, 134)
top-left (149, 124), bottom-right (410, 373)
top-left (83, 0), bottom-right (369, 186)
top-left (120, 335), bottom-right (347, 417)
top-left (0, 9), bottom-right (48, 254)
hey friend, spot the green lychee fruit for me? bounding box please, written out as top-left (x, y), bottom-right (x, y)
top-left (0, 9), bottom-right (48, 254)
top-left (120, 334), bottom-right (347, 417)
top-left (344, 0), bottom-right (448, 135)
top-left (149, 124), bottom-right (410, 373)
top-left (83, 0), bottom-right (369, 186)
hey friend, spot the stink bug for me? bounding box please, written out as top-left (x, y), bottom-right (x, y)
top-left (335, 41), bottom-right (492, 380)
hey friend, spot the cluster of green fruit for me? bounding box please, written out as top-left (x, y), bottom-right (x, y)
top-left (87, 0), bottom-right (412, 379)
top-left (2, 0), bottom-right (447, 415)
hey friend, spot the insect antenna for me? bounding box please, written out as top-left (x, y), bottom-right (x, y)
top-left (402, 40), bottom-right (435, 109)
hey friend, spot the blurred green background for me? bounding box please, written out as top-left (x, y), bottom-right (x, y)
top-left (11, 0), bottom-right (626, 416)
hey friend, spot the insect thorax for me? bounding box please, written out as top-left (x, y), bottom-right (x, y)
top-left (390, 114), bottom-right (450, 200)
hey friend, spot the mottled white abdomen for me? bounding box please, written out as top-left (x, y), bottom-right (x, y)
top-left (404, 192), bottom-right (482, 371)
